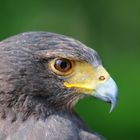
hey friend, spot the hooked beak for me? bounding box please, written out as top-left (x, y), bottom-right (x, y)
top-left (94, 77), bottom-right (118, 112)
top-left (63, 61), bottom-right (118, 112)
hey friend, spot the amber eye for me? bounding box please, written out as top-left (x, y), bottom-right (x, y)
top-left (49, 58), bottom-right (74, 76)
top-left (54, 58), bottom-right (72, 72)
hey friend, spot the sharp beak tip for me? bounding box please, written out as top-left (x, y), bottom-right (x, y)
top-left (109, 93), bottom-right (118, 113)
top-left (94, 77), bottom-right (118, 113)
top-left (109, 100), bottom-right (117, 113)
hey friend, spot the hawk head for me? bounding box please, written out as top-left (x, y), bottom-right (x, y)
top-left (0, 32), bottom-right (118, 120)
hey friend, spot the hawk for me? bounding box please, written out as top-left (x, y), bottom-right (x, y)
top-left (0, 32), bottom-right (118, 140)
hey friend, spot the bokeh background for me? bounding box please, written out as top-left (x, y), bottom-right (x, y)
top-left (0, 0), bottom-right (140, 139)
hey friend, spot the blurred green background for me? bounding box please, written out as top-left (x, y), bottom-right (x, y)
top-left (0, 0), bottom-right (140, 139)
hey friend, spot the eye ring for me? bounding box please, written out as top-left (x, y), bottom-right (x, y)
top-left (49, 58), bottom-right (74, 76)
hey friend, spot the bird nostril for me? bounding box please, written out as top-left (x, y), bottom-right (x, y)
top-left (99, 76), bottom-right (105, 81)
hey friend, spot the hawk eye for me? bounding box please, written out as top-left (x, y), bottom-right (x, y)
top-left (54, 58), bottom-right (72, 72)
top-left (49, 58), bottom-right (74, 76)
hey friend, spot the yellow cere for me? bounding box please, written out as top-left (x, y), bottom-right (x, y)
top-left (96, 66), bottom-right (110, 84)
top-left (64, 62), bottom-right (110, 95)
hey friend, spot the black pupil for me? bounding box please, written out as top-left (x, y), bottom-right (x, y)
top-left (60, 61), bottom-right (68, 70)
top-left (55, 59), bottom-right (71, 72)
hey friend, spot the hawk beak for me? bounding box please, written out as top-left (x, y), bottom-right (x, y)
top-left (63, 61), bottom-right (118, 112)
top-left (94, 77), bottom-right (118, 112)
